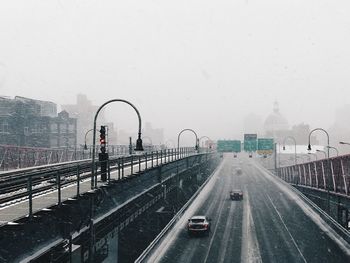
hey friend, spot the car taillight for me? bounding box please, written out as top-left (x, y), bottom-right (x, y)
top-left (204, 224), bottom-right (208, 229)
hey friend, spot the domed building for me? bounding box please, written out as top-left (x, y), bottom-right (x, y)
top-left (264, 102), bottom-right (289, 140)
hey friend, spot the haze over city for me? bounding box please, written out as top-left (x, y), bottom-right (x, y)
top-left (1, 0), bottom-right (350, 142)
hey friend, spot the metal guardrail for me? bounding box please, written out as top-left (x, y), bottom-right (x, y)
top-left (277, 154), bottom-right (350, 196)
top-left (0, 144), bottom-right (160, 170)
top-left (0, 147), bottom-right (212, 222)
top-left (135, 157), bottom-right (222, 263)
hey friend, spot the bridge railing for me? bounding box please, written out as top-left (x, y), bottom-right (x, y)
top-left (0, 147), bottom-right (215, 223)
top-left (0, 144), bottom-right (169, 171)
top-left (277, 154), bottom-right (350, 196)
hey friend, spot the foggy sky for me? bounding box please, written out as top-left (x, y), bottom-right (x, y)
top-left (1, 0), bottom-right (350, 141)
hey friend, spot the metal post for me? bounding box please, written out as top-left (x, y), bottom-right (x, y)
top-left (274, 143), bottom-right (277, 175)
top-left (118, 158), bottom-right (121, 180)
top-left (145, 152), bottom-right (148, 170)
top-left (107, 159), bottom-right (111, 183)
top-left (138, 154), bottom-right (141, 172)
top-left (57, 172), bottom-right (61, 206)
top-left (131, 156), bottom-right (133, 175)
top-left (122, 157), bottom-right (124, 178)
top-left (77, 165), bottom-right (80, 196)
top-left (129, 137), bottom-right (132, 155)
top-left (156, 151), bottom-right (159, 166)
top-left (151, 151), bottom-right (154, 168)
top-left (28, 174), bottom-right (33, 220)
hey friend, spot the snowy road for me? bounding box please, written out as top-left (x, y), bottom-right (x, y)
top-left (145, 154), bottom-right (350, 263)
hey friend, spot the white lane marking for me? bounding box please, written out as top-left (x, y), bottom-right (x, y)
top-left (266, 194), bottom-right (307, 263)
top-left (241, 190), bottom-right (262, 263)
top-left (203, 188), bottom-right (228, 263)
top-left (217, 200), bottom-right (236, 263)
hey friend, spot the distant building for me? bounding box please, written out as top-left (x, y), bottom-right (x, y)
top-left (0, 96), bottom-right (77, 148)
top-left (263, 101), bottom-right (317, 145)
top-left (264, 101), bottom-right (289, 140)
top-left (142, 122), bottom-right (164, 146)
top-left (61, 94), bottom-right (108, 146)
top-left (15, 96), bottom-right (57, 117)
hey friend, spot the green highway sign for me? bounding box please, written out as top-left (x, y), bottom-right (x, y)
top-left (217, 140), bottom-right (241, 153)
top-left (244, 134), bottom-right (257, 152)
top-left (257, 138), bottom-right (274, 155)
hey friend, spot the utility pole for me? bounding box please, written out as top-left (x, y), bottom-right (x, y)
top-left (274, 143), bottom-right (277, 175)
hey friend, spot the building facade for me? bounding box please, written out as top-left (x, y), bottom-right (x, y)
top-left (0, 96), bottom-right (77, 148)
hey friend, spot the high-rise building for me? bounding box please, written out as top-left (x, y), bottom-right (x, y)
top-left (61, 94), bottom-right (107, 146)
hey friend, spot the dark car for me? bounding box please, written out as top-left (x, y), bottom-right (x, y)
top-left (187, 216), bottom-right (211, 236)
top-left (230, 190), bottom-right (243, 200)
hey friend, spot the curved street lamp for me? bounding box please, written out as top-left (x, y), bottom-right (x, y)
top-left (91, 99), bottom-right (143, 189)
top-left (282, 136), bottom-right (297, 165)
top-left (177, 129), bottom-right (199, 153)
top-left (308, 127), bottom-right (331, 213)
top-left (199, 136), bottom-right (211, 147)
top-left (339, 141), bottom-right (350, 146)
top-left (307, 128), bottom-right (330, 158)
top-left (84, 128), bottom-right (94, 150)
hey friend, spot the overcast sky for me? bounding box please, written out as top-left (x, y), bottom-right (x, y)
top-left (1, 0), bottom-right (349, 140)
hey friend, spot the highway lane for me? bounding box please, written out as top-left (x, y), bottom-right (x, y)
top-left (146, 154), bottom-right (350, 263)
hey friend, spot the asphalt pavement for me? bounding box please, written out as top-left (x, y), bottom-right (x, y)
top-left (145, 154), bottom-right (350, 263)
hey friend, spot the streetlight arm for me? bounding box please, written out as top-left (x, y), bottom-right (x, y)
top-left (282, 136), bottom-right (296, 147)
top-left (177, 129), bottom-right (198, 149)
top-left (308, 128), bottom-right (329, 152)
top-left (91, 99), bottom-right (143, 189)
top-left (84, 128), bottom-right (94, 145)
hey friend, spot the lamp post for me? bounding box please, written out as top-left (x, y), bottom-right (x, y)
top-left (91, 99), bottom-right (143, 189)
top-left (339, 141), bottom-right (350, 146)
top-left (308, 128), bottom-right (330, 213)
top-left (327, 146), bottom-right (339, 157)
top-left (84, 128), bottom-right (94, 150)
top-left (177, 129), bottom-right (199, 157)
top-left (282, 136), bottom-right (297, 165)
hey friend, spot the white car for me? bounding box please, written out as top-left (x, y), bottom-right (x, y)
top-left (187, 215), bottom-right (211, 236)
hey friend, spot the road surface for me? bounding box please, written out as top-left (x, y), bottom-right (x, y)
top-left (146, 154), bottom-right (350, 263)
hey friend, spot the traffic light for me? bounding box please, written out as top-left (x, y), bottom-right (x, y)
top-left (100, 125), bottom-right (106, 153)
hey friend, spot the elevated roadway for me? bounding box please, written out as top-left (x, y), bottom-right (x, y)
top-left (145, 154), bottom-right (350, 263)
